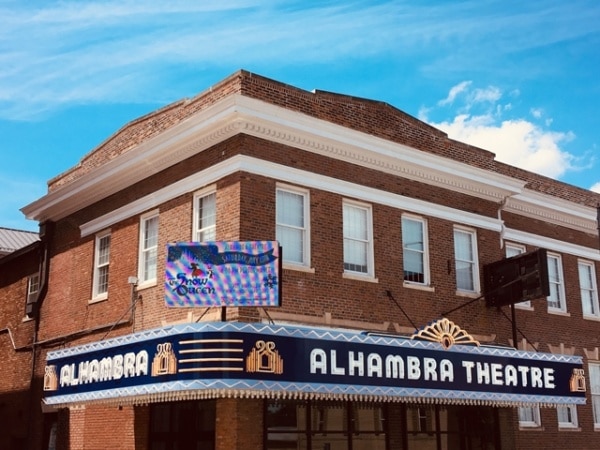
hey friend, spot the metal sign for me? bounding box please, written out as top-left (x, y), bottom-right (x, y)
top-left (43, 322), bottom-right (586, 408)
top-left (164, 241), bottom-right (281, 307)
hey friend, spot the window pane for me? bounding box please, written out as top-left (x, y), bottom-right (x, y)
top-left (197, 193), bottom-right (216, 242)
top-left (402, 218), bottom-right (425, 283)
top-left (277, 190), bottom-right (304, 227)
top-left (277, 226), bottom-right (303, 263)
top-left (547, 255), bottom-right (563, 309)
top-left (142, 216), bottom-right (158, 282)
top-left (343, 204), bottom-right (370, 274)
top-left (579, 262), bottom-right (598, 316)
top-left (276, 189), bottom-right (307, 265)
top-left (454, 229), bottom-right (476, 291)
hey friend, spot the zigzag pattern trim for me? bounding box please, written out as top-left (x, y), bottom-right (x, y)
top-left (47, 321), bottom-right (582, 365)
top-left (43, 378), bottom-right (585, 409)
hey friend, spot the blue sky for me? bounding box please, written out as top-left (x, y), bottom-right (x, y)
top-left (1, 0), bottom-right (599, 232)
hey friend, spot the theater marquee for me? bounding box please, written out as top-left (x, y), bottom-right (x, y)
top-left (43, 321), bottom-right (586, 408)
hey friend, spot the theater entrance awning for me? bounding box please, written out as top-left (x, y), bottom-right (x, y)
top-left (42, 321), bottom-right (586, 408)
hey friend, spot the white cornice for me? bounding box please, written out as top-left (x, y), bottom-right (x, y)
top-left (503, 228), bottom-right (600, 261)
top-left (505, 190), bottom-right (597, 234)
top-left (22, 94), bottom-right (597, 238)
top-left (81, 155), bottom-right (502, 237)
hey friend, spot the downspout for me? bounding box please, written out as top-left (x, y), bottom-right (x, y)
top-left (26, 220), bottom-right (53, 450)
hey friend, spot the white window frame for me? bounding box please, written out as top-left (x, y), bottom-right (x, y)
top-left (557, 405), bottom-right (578, 429)
top-left (193, 187), bottom-right (216, 242)
top-left (579, 259), bottom-right (599, 319)
top-left (505, 243), bottom-right (532, 309)
top-left (590, 362), bottom-right (600, 428)
top-left (343, 200), bottom-right (374, 278)
top-left (92, 229), bottom-right (111, 301)
top-left (276, 185), bottom-right (311, 268)
top-left (453, 226), bottom-right (480, 293)
top-left (547, 252), bottom-right (567, 313)
top-left (138, 210), bottom-right (159, 287)
top-left (518, 406), bottom-right (541, 428)
top-left (27, 272), bottom-right (40, 304)
top-left (401, 214), bottom-right (430, 286)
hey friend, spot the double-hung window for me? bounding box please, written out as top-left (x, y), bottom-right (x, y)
top-left (25, 272), bottom-right (40, 317)
top-left (92, 230), bottom-right (111, 300)
top-left (193, 189), bottom-right (216, 242)
top-left (402, 215), bottom-right (429, 285)
top-left (547, 253), bottom-right (566, 312)
top-left (557, 405), bottom-right (578, 428)
top-left (453, 227), bottom-right (479, 293)
top-left (276, 186), bottom-right (310, 267)
top-left (590, 363), bottom-right (600, 428)
top-left (518, 406), bottom-right (541, 428)
top-left (343, 201), bottom-right (374, 277)
top-left (579, 260), bottom-right (599, 318)
top-left (505, 243), bottom-right (530, 308)
top-left (139, 211), bottom-right (159, 285)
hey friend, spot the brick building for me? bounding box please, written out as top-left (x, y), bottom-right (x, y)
top-left (2, 70), bottom-right (600, 449)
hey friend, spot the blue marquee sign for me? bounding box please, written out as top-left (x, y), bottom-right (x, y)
top-left (43, 322), bottom-right (586, 407)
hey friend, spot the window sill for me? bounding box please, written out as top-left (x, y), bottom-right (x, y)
top-left (518, 424), bottom-right (542, 431)
top-left (283, 263), bottom-right (315, 274)
top-left (22, 315), bottom-right (34, 323)
top-left (343, 272), bottom-right (379, 283)
top-left (547, 309), bottom-right (570, 317)
top-left (137, 280), bottom-right (157, 291)
top-left (89, 295), bottom-right (108, 305)
top-left (558, 426), bottom-right (581, 431)
top-left (514, 304), bottom-right (534, 311)
top-left (583, 314), bottom-right (600, 322)
top-left (455, 290), bottom-right (480, 299)
top-left (403, 282), bottom-right (435, 292)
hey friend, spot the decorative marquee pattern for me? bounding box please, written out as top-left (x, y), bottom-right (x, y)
top-left (45, 321), bottom-right (585, 409)
top-left (43, 378), bottom-right (585, 409)
top-left (47, 321), bottom-right (581, 366)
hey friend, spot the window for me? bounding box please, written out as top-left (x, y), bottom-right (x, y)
top-left (506, 243), bottom-right (530, 308)
top-left (343, 201), bottom-right (374, 276)
top-left (579, 260), bottom-right (599, 318)
top-left (276, 186), bottom-right (310, 266)
top-left (25, 272), bottom-right (40, 317)
top-left (266, 400), bottom-right (386, 450)
top-left (139, 212), bottom-right (159, 285)
top-left (547, 253), bottom-right (566, 312)
top-left (557, 405), bottom-right (578, 428)
top-left (402, 215), bottom-right (429, 285)
top-left (27, 273), bottom-right (40, 303)
top-left (518, 406), bottom-right (541, 428)
top-left (193, 189), bottom-right (216, 242)
top-left (454, 227), bottom-right (479, 292)
top-left (92, 230), bottom-right (111, 300)
top-left (590, 363), bottom-right (600, 428)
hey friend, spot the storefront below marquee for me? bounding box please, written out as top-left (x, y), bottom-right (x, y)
top-left (42, 321), bottom-right (585, 449)
top-left (140, 398), bottom-right (502, 450)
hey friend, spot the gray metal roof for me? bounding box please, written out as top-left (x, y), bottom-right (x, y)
top-left (0, 227), bottom-right (39, 256)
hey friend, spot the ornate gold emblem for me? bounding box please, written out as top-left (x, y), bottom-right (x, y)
top-left (246, 340), bottom-right (284, 374)
top-left (411, 318), bottom-right (480, 349)
top-left (570, 368), bottom-right (586, 392)
top-left (151, 342), bottom-right (178, 376)
top-left (43, 365), bottom-right (58, 391)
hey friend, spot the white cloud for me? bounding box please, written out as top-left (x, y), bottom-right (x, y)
top-left (438, 81), bottom-right (472, 106)
top-left (427, 83), bottom-right (581, 179)
top-left (591, 182), bottom-right (600, 194)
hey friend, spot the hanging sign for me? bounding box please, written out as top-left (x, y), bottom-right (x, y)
top-left (164, 241), bottom-right (281, 307)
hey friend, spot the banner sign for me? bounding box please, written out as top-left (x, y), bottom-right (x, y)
top-left (164, 241), bottom-right (281, 307)
top-left (43, 322), bottom-right (586, 407)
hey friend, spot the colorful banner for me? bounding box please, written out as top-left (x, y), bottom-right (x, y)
top-left (43, 322), bottom-right (586, 408)
top-left (164, 241), bottom-right (281, 307)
